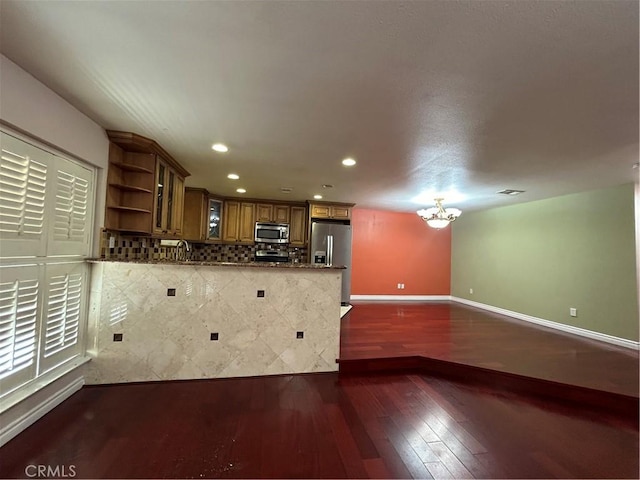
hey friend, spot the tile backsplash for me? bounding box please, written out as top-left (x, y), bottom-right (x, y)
top-left (99, 231), bottom-right (307, 263)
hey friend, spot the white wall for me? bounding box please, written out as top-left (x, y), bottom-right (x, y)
top-left (0, 54), bottom-right (109, 446)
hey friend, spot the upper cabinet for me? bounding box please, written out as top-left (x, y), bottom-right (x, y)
top-left (183, 188), bottom-right (223, 242)
top-left (105, 131), bottom-right (190, 237)
top-left (153, 157), bottom-right (186, 237)
top-left (308, 202), bottom-right (354, 220)
top-left (222, 200), bottom-right (255, 244)
top-left (289, 206), bottom-right (307, 246)
top-left (256, 203), bottom-right (290, 223)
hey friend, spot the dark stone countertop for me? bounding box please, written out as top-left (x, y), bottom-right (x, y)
top-left (86, 258), bottom-right (346, 269)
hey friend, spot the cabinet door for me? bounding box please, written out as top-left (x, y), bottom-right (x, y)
top-left (289, 206), bottom-right (307, 246)
top-left (310, 204), bottom-right (331, 218)
top-left (170, 173), bottom-right (184, 236)
top-left (330, 205), bottom-right (350, 220)
top-left (238, 202), bottom-right (256, 243)
top-left (274, 205), bottom-right (290, 224)
top-left (153, 159), bottom-right (168, 235)
top-left (256, 204), bottom-right (273, 222)
top-left (182, 189), bottom-right (206, 241)
top-left (207, 198), bottom-right (223, 241)
top-left (222, 200), bottom-right (240, 242)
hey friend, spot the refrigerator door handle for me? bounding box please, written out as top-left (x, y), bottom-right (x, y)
top-left (327, 235), bottom-right (333, 266)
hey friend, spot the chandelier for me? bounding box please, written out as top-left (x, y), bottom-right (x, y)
top-left (417, 198), bottom-right (462, 229)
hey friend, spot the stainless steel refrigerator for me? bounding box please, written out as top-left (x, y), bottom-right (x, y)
top-left (310, 221), bottom-right (352, 305)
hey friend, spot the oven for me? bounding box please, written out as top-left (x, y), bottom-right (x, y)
top-left (254, 249), bottom-right (290, 263)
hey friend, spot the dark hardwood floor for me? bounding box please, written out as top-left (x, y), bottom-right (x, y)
top-left (1, 301), bottom-right (638, 479)
top-left (340, 302), bottom-right (639, 397)
top-left (1, 372), bottom-right (638, 479)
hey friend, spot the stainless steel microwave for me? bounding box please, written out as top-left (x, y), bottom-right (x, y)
top-left (255, 222), bottom-right (290, 244)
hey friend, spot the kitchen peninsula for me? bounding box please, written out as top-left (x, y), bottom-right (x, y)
top-left (85, 259), bottom-right (343, 384)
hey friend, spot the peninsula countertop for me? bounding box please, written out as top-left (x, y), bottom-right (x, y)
top-left (86, 258), bottom-right (346, 269)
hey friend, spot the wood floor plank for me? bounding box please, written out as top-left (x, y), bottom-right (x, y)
top-left (324, 403), bottom-right (370, 478)
top-left (379, 416), bottom-right (435, 479)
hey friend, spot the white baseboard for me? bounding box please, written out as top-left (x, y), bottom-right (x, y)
top-left (0, 376), bottom-right (84, 447)
top-left (451, 296), bottom-right (640, 350)
top-left (350, 295), bottom-right (452, 302)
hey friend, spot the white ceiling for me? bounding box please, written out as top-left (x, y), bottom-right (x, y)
top-left (1, 0), bottom-right (638, 212)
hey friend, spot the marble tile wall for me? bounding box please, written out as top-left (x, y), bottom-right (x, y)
top-left (86, 262), bottom-right (341, 384)
top-left (100, 231), bottom-right (308, 263)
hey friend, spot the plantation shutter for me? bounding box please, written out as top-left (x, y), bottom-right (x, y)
top-left (0, 264), bottom-right (40, 395)
top-left (0, 132), bottom-right (49, 258)
top-left (0, 130), bottom-right (96, 401)
top-left (47, 158), bottom-right (94, 257)
top-left (39, 262), bottom-right (86, 372)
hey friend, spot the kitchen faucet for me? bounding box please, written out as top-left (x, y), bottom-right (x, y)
top-left (175, 239), bottom-right (191, 261)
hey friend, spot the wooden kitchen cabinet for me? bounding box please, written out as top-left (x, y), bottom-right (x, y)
top-left (308, 202), bottom-right (354, 220)
top-left (105, 145), bottom-right (155, 234)
top-left (105, 131), bottom-right (190, 237)
top-left (256, 203), bottom-right (290, 223)
top-left (289, 206), bottom-right (307, 246)
top-left (153, 158), bottom-right (186, 237)
top-left (183, 189), bottom-right (224, 242)
top-left (222, 201), bottom-right (255, 244)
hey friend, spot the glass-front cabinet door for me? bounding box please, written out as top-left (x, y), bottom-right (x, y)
top-left (207, 198), bottom-right (223, 241)
top-left (155, 161), bottom-right (166, 233)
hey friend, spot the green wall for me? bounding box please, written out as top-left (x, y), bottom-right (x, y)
top-left (451, 183), bottom-right (639, 341)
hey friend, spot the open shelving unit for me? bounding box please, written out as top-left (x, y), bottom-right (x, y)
top-left (105, 145), bottom-right (156, 234)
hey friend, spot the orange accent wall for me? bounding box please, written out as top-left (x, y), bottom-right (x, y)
top-left (351, 208), bottom-right (451, 295)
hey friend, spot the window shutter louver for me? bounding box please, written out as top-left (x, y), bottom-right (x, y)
top-left (43, 272), bottom-right (82, 357)
top-left (0, 133), bottom-right (49, 258)
top-left (54, 171), bottom-right (89, 242)
top-left (47, 158), bottom-right (93, 257)
top-left (0, 264), bottom-right (40, 395)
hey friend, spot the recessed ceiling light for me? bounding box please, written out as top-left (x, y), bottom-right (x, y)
top-left (313, 194), bottom-right (323, 200)
top-left (227, 173), bottom-right (239, 180)
top-left (236, 188), bottom-right (246, 194)
top-left (497, 189), bottom-right (525, 196)
top-left (212, 143), bottom-right (228, 153)
top-left (342, 157), bottom-right (356, 166)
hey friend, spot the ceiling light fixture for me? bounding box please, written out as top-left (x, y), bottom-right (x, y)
top-left (313, 194), bottom-right (323, 200)
top-left (227, 173), bottom-right (239, 180)
top-left (417, 198), bottom-right (462, 229)
top-left (236, 188), bottom-right (246, 194)
top-left (342, 158), bottom-right (356, 166)
top-left (212, 143), bottom-right (228, 153)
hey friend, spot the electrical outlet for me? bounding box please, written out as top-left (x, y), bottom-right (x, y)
top-left (108, 236), bottom-right (115, 248)
top-left (469, 288), bottom-right (473, 294)
top-left (570, 307), bottom-right (577, 317)
top-left (397, 283), bottom-right (405, 289)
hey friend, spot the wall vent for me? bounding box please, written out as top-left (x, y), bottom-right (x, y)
top-left (497, 189), bottom-right (525, 196)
